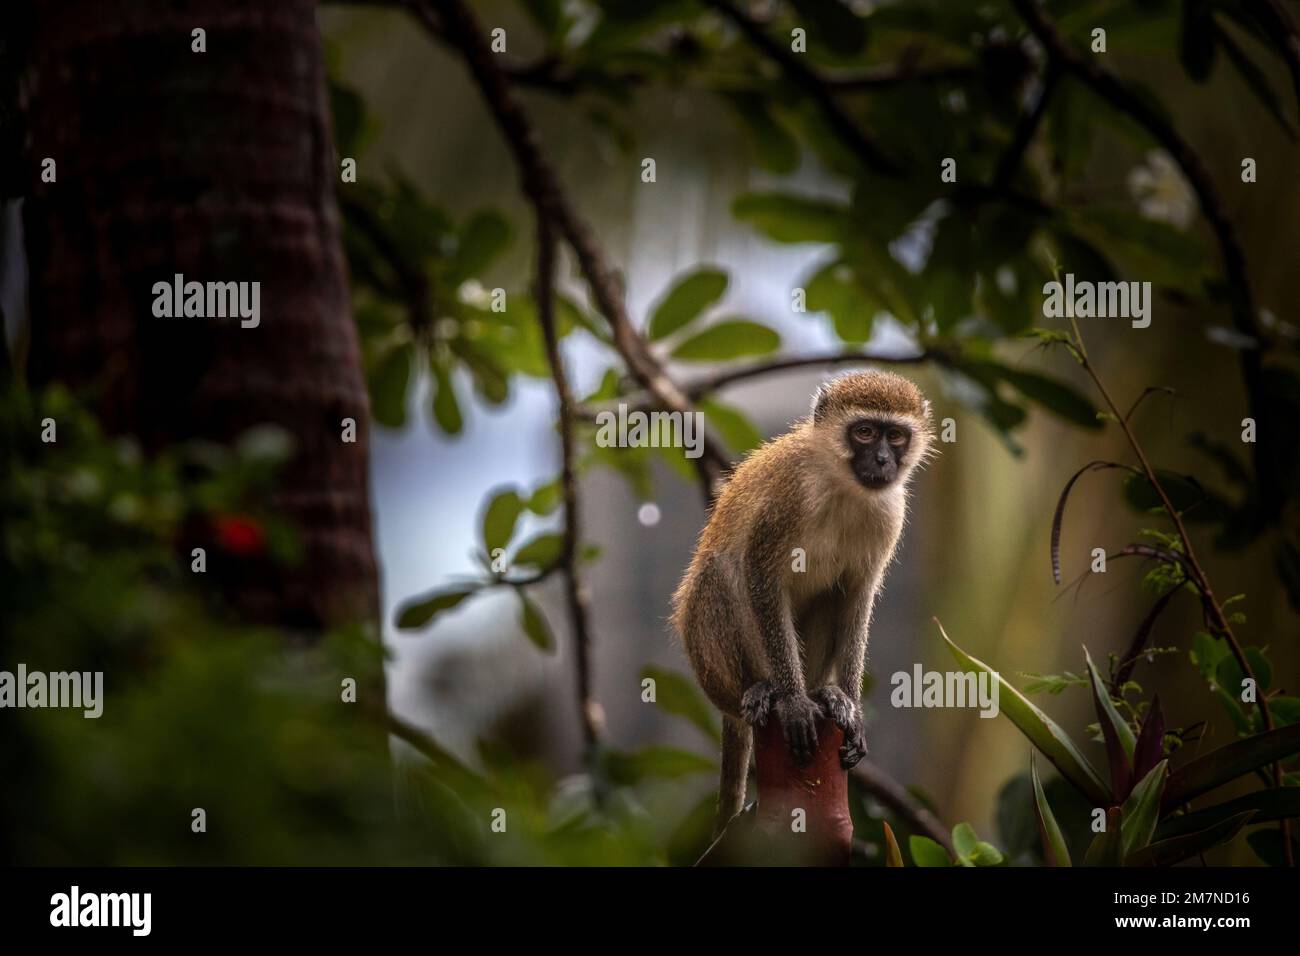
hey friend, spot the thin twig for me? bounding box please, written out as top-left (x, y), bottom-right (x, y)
top-left (1068, 318), bottom-right (1292, 865)
top-left (1112, 584), bottom-right (1182, 691)
top-left (535, 212), bottom-right (604, 753)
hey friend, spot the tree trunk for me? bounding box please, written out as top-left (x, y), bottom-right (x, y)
top-left (21, 0), bottom-right (378, 631)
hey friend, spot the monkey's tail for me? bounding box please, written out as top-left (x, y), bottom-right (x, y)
top-left (714, 714), bottom-right (752, 838)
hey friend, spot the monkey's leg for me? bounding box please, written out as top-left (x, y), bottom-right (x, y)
top-left (745, 512), bottom-right (820, 764)
top-left (714, 715), bottom-right (753, 837)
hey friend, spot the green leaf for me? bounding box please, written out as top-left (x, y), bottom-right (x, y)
top-left (725, 94), bottom-right (799, 175)
top-left (602, 745), bottom-right (715, 784)
top-left (952, 822), bottom-right (979, 858)
top-left (527, 479), bottom-right (562, 515)
top-left (517, 0), bottom-right (565, 38)
top-left (908, 835), bottom-right (951, 867)
top-left (1067, 208), bottom-right (1205, 286)
top-left (1123, 469), bottom-right (1221, 519)
top-left (1032, 754), bottom-right (1072, 867)
top-left (1164, 723), bottom-right (1300, 807)
top-left (883, 821), bottom-right (904, 867)
top-left (1128, 812), bottom-right (1255, 867)
top-left (1085, 646), bottom-right (1136, 798)
top-left (805, 259), bottom-right (876, 344)
top-left (951, 822), bottom-right (1003, 866)
top-left (699, 399), bottom-right (764, 456)
top-left (395, 585), bottom-right (478, 630)
top-left (789, 0), bottom-right (868, 56)
top-left (513, 532), bottom-right (564, 570)
top-left (449, 211), bottom-right (511, 283)
top-left (368, 344), bottom-right (412, 429)
top-left (431, 364), bottom-right (463, 435)
top-left (329, 81), bottom-right (372, 158)
top-left (1120, 760), bottom-right (1167, 858)
top-left (516, 590), bottom-right (554, 651)
top-left (1246, 825), bottom-right (1300, 867)
top-left (982, 363), bottom-right (1103, 430)
top-left (641, 666), bottom-right (721, 742)
top-left (732, 192), bottom-right (847, 244)
top-left (939, 623), bottom-right (1110, 805)
top-left (670, 321), bottom-right (780, 362)
top-left (648, 268), bottom-right (728, 342)
top-left (481, 488), bottom-right (525, 554)
top-left (1215, 646), bottom-right (1272, 699)
top-left (1269, 696), bottom-right (1300, 726)
top-left (1156, 787), bottom-right (1300, 841)
top-left (1083, 807), bottom-right (1124, 867)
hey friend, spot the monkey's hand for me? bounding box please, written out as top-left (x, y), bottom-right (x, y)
top-left (773, 692), bottom-right (820, 765)
top-left (740, 681), bottom-right (778, 727)
top-left (812, 686), bottom-right (866, 769)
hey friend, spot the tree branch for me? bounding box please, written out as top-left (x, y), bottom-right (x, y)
top-left (426, 0), bottom-right (729, 499)
top-left (535, 211), bottom-right (604, 753)
top-left (992, 62), bottom-right (1058, 192)
top-left (703, 0), bottom-right (903, 177)
top-left (1245, 0), bottom-right (1300, 113)
top-left (1012, 0), bottom-right (1282, 522)
top-left (852, 760), bottom-right (954, 855)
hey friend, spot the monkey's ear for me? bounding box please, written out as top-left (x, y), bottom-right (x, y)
top-left (811, 382), bottom-right (832, 422)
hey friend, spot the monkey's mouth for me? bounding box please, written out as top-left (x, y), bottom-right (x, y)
top-left (853, 468), bottom-right (896, 489)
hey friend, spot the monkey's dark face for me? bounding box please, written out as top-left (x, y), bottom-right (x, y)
top-left (846, 418), bottom-right (912, 489)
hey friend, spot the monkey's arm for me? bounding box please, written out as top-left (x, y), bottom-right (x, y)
top-left (744, 509), bottom-right (821, 763)
top-left (834, 582), bottom-right (877, 702)
top-left (815, 580), bottom-right (876, 768)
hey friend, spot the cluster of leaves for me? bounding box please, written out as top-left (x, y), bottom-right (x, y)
top-left (0, 382), bottom-right (395, 863)
top-left (393, 480), bottom-right (570, 650)
top-left (941, 625), bottom-right (1300, 866)
top-left (332, 81), bottom-right (606, 436)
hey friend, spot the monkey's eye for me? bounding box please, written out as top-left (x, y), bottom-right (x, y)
top-left (886, 427), bottom-right (907, 446)
top-left (851, 424), bottom-right (877, 444)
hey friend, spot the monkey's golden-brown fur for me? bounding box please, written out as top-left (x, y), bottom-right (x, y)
top-left (671, 370), bottom-right (933, 835)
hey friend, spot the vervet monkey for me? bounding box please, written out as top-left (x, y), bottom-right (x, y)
top-left (671, 371), bottom-right (934, 834)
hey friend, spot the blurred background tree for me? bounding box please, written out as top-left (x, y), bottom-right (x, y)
top-left (2, 0), bottom-right (1299, 865)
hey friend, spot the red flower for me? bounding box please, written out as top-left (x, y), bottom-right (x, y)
top-left (212, 514), bottom-right (265, 556)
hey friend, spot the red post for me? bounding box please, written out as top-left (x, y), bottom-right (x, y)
top-left (699, 716), bottom-right (853, 866)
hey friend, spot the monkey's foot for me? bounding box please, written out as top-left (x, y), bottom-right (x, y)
top-left (740, 681), bottom-right (777, 727)
top-left (812, 686), bottom-right (866, 769)
top-left (773, 693), bottom-right (820, 765)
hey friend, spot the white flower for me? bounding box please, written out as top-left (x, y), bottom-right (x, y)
top-left (1127, 150), bottom-right (1196, 230)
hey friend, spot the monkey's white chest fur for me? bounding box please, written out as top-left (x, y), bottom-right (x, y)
top-left (789, 476), bottom-right (905, 605)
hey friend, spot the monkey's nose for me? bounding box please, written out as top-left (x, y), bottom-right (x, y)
top-left (875, 452), bottom-right (889, 466)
